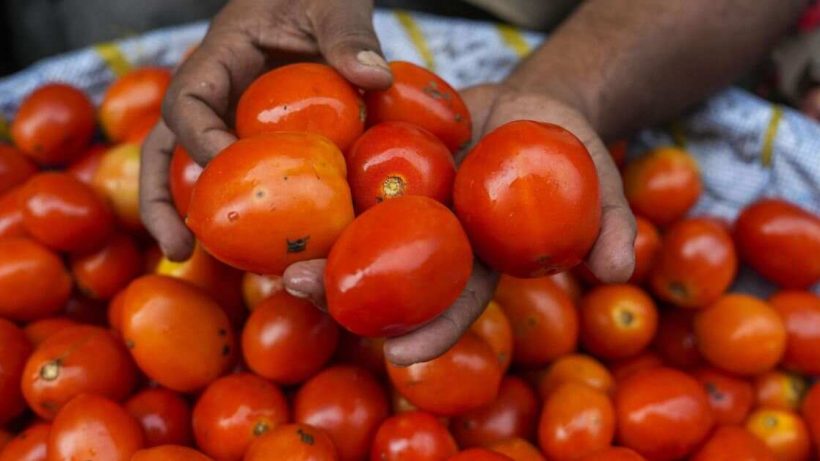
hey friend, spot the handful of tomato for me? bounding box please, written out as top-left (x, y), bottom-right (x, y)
top-left (0, 57), bottom-right (819, 461)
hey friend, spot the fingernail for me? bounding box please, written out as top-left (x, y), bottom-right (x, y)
top-left (356, 50), bottom-right (390, 71)
top-left (285, 286), bottom-right (310, 299)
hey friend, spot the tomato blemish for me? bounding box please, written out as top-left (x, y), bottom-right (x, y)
top-left (286, 236), bottom-right (310, 253)
top-left (296, 428), bottom-right (315, 445)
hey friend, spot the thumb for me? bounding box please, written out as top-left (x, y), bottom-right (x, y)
top-left (282, 259), bottom-right (328, 311)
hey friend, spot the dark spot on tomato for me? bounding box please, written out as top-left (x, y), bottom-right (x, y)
top-left (253, 421), bottom-right (270, 436)
top-left (297, 428), bottom-right (315, 445)
top-left (217, 328), bottom-right (227, 337)
top-left (668, 281), bottom-right (688, 300)
top-left (617, 308), bottom-right (635, 326)
top-left (222, 344), bottom-right (231, 356)
top-left (359, 103), bottom-right (367, 122)
top-left (454, 113), bottom-right (462, 122)
top-left (125, 339), bottom-right (135, 349)
top-left (705, 382), bottom-right (724, 401)
top-left (287, 236), bottom-right (310, 253)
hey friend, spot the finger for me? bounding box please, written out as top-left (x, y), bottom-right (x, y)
top-left (384, 263), bottom-right (498, 366)
top-left (139, 121), bottom-right (195, 261)
top-left (456, 85), bottom-right (503, 163)
top-left (282, 259), bottom-right (328, 311)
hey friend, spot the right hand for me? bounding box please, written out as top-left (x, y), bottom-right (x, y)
top-left (140, 0), bottom-right (392, 261)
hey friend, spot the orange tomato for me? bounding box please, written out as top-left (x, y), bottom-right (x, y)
top-left (100, 67), bottom-right (171, 142)
top-left (67, 144), bottom-right (108, 185)
top-left (107, 289), bottom-right (127, 334)
top-left (125, 388), bottom-right (193, 448)
top-left (245, 424), bottom-right (338, 461)
top-left (470, 300), bottom-right (514, 372)
top-left (538, 383), bottom-right (615, 460)
top-left (536, 353), bottom-right (614, 399)
top-left (754, 371), bottom-right (807, 412)
top-left (92, 143), bottom-right (142, 229)
top-left (694, 367), bottom-right (754, 425)
top-left (447, 448), bottom-right (513, 461)
top-left (71, 232), bottom-right (142, 300)
top-left (630, 216), bottom-right (662, 284)
top-left (745, 409), bottom-right (811, 461)
top-left (579, 284), bottom-right (658, 359)
top-left (0, 144), bottom-right (36, 194)
top-left (0, 187), bottom-right (27, 239)
top-left (609, 351), bottom-right (664, 382)
top-left (168, 145), bottom-right (202, 218)
top-left (653, 308), bottom-right (703, 369)
top-left (488, 438), bottom-right (546, 461)
top-left (577, 448), bottom-right (647, 461)
top-left (0, 319), bottom-right (31, 425)
top-left (334, 332), bottom-right (386, 377)
top-left (131, 445), bottom-right (214, 461)
top-left (0, 238), bottom-right (71, 321)
top-left (122, 112), bottom-right (160, 145)
top-left (371, 411), bottom-right (458, 461)
top-left (23, 316), bottom-right (78, 347)
top-left (241, 272), bottom-right (282, 309)
top-left (801, 383), bottom-right (820, 450)
top-left (769, 290), bottom-right (820, 375)
top-left (691, 425), bottom-right (776, 461)
top-left (0, 423), bottom-right (50, 461)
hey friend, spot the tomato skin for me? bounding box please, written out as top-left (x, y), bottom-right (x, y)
top-left (187, 132), bottom-right (353, 274)
top-left (100, 67), bottom-right (171, 142)
top-left (294, 365), bottom-right (389, 461)
top-left (0, 187), bottom-right (27, 239)
top-left (691, 426), bottom-right (776, 461)
top-left (236, 63), bottom-right (364, 152)
top-left (241, 273), bottom-right (282, 310)
top-left (335, 332), bottom-right (386, 377)
top-left (649, 218), bottom-right (738, 308)
top-left (494, 275), bottom-right (578, 366)
top-left (122, 112), bottom-right (160, 145)
top-left (609, 351), bottom-right (664, 383)
top-left (753, 371), bottom-right (807, 412)
top-left (11, 83), bottom-right (95, 166)
top-left (370, 411), bottom-right (458, 461)
top-left (487, 438), bottom-right (546, 461)
top-left (0, 145), bottom-right (37, 194)
top-left (579, 284), bottom-right (658, 359)
top-left (745, 409), bottom-right (811, 461)
top-left (242, 291), bottom-right (339, 384)
top-left (108, 289), bottom-right (127, 334)
top-left (538, 383), bottom-right (615, 460)
top-left (121, 275), bottom-right (236, 392)
top-left (577, 448), bottom-right (647, 461)
top-left (536, 353), bottom-right (614, 399)
top-left (131, 445), bottom-right (214, 461)
top-left (92, 143), bottom-right (143, 230)
top-left (550, 271), bottom-right (583, 302)
top-left (347, 121), bottom-right (455, 212)
top-left (769, 290), bottom-right (820, 374)
top-left (67, 144), bottom-right (109, 185)
top-left (169, 145), bottom-right (202, 218)
top-left (694, 294), bottom-right (786, 375)
top-left (734, 199), bottom-right (820, 289)
top-left (125, 388), bottom-right (193, 447)
top-left (245, 424), bottom-right (338, 461)
top-left (653, 309), bottom-right (702, 369)
top-left (0, 319), bottom-right (32, 425)
top-left (386, 332), bottom-right (503, 416)
top-left (71, 232), bottom-right (142, 300)
top-left (325, 195), bottom-right (472, 337)
top-left (23, 316), bottom-right (78, 347)
top-left (801, 383), bottom-right (820, 450)
top-left (0, 423), bottom-right (50, 461)
top-left (470, 300), bottom-right (514, 373)
top-left (0, 238), bottom-right (71, 321)
top-left (447, 448), bottom-right (513, 461)
top-left (630, 216), bottom-right (662, 284)
top-left (693, 367), bottom-right (754, 425)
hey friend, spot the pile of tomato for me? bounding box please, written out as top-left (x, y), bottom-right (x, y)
top-left (0, 56), bottom-right (819, 461)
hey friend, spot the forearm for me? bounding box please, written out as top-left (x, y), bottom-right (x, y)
top-left (505, 0), bottom-right (807, 140)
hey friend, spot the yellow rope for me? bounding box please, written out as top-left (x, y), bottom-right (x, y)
top-left (94, 42), bottom-right (132, 77)
top-left (395, 11), bottom-right (436, 71)
top-left (496, 24), bottom-right (532, 57)
top-left (761, 105), bottom-right (783, 168)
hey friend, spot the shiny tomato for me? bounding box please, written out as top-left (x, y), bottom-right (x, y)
top-left (294, 365), bottom-right (389, 461)
top-left (193, 373), bottom-right (289, 461)
top-left (694, 294), bottom-right (786, 375)
top-left (549, 271), bottom-right (583, 302)
top-left (745, 409), bottom-right (811, 461)
top-left (365, 61), bottom-right (471, 152)
top-left (447, 448), bottom-right (512, 461)
top-left (335, 332), bottom-right (386, 377)
top-left (488, 438), bottom-right (546, 461)
top-left (169, 145), bottom-right (202, 218)
top-left (769, 290), bottom-right (820, 374)
top-left (125, 388), bottom-right (193, 447)
top-left (653, 308), bottom-right (702, 369)
top-left (0, 144), bottom-right (36, 194)
top-left (609, 351), bottom-right (664, 382)
top-left (0, 187), bottom-right (26, 239)
top-left (71, 232), bottom-right (142, 300)
top-left (100, 67), bottom-right (171, 142)
top-left (451, 376), bottom-right (538, 448)
top-left (11, 83), bottom-right (95, 166)
top-left (242, 291), bottom-right (339, 384)
top-left (470, 300), bottom-right (514, 372)
top-left (614, 367), bottom-right (714, 460)
top-left (577, 448), bottom-right (647, 461)
top-left (0, 423), bottom-right (50, 461)
top-left (0, 319), bottom-right (31, 425)
top-left (371, 411), bottom-right (458, 461)
top-left (623, 147), bottom-right (702, 227)
top-left (23, 316), bottom-right (78, 347)
top-left (693, 367), bottom-right (754, 425)
top-left (245, 424), bottom-right (338, 461)
top-left (579, 284), bottom-right (658, 359)
top-left (691, 425), bottom-right (776, 461)
top-left (801, 383), bottom-right (820, 450)
top-left (0, 238), bottom-right (71, 321)
top-left (494, 275), bottom-right (578, 366)
top-left (346, 121), bottom-right (455, 212)
top-left (538, 383), bottom-right (615, 459)
top-left (536, 353), bottom-right (614, 399)
top-left (325, 195), bottom-right (472, 337)
top-left (754, 371), bottom-right (807, 412)
top-left (630, 216), bottom-right (662, 284)
top-left (92, 143), bottom-right (142, 229)
top-left (187, 132), bottom-right (353, 274)
top-left (130, 445), bottom-right (214, 461)
top-left (67, 144), bottom-right (108, 185)
top-left (734, 199), bottom-right (820, 288)
top-left (241, 272), bottom-right (282, 309)
top-left (121, 275), bottom-right (236, 392)
top-left (454, 120), bottom-right (600, 277)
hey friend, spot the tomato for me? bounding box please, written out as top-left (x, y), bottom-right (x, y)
top-left (0, 238), bottom-right (71, 321)
top-left (630, 216), bottom-right (661, 284)
top-left (649, 218), bottom-right (737, 308)
top-left (108, 290), bottom-right (127, 334)
top-left (169, 145), bottom-right (202, 218)
top-left (494, 275), bottom-right (578, 366)
top-left (122, 112), bottom-right (160, 145)
top-left (92, 143), bottom-right (142, 230)
top-left (325, 195), bottom-right (472, 337)
top-left (549, 271), bottom-right (583, 302)
top-left (536, 353), bottom-right (614, 399)
top-left (0, 144), bottom-right (36, 194)
top-left (653, 308), bottom-right (702, 369)
top-left (694, 367), bottom-right (754, 425)
top-left (100, 67), bottom-right (171, 142)
top-left (0, 187), bottom-right (26, 239)
top-left (453, 120), bottom-right (600, 277)
top-left (694, 294), bottom-right (786, 375)
top-left (67, 144), bottom-right (108, 185)
top-left (754, 371), bottom-right (807, 412)
top-left (609, 351), bottom-right (664, 382)
top-left (579, 284), bottom-right (658, 359)
top-left (245, 424), bottom-right (338, 461)
top-left (48, 394), bottom-right (145, 461)
top-left (131, 445), bottom-right (214, 461)
top-left (71, 232), bottom-right (142, 300)
top-left (802, 383), bottom-right (820, 450)
top-left (451, 376), bottom-right (538, 448)
top-left (346, 121), bottom-right (455, 212)
top-left (387, 332), bottom-right (503, 416)
top-left (242, 291), bottom-right (339, 384)
top-left (371, 411), bottom-right (458, 461)
top-left (21, 325), bottom-right (136, 420)
top-left (20, 172), bottom-right (115, 253)
top-left (538, 383), bottom-right (615, 459)
top-left (335, 332), bottom-right (386, 377)
top-left (365, 61), bottom-right (471, 153)
top-left (0, 423), bottom-right (50, 461)
top-left (0, 319), bottom-right (31, 425)
top-left (734, 199), bottom-right (820, 288)
top-left (622, 147), bottom-right (701, 227)
top-left (487, 438), bottom-right (546, 461)
top-left (769, 290), bottom-right (820, 374)
top-left (390, 387), bottom-right (421, 415)
top-left (294, 365), bottom-right (389, 461)
top-left (236, 63), bottom-right (363, 151)
top-left (193, 373), bottom-right (289, 461)
top-left (745, 409), bottom-right (811, 461)
top-left (614, 367), bottom-right (714, 460)
top-left (577, 448), bottom-right (647, 461)
top-left (691, 426), bottom-right (776, 461)
top-left (241, 272), bottom-right (282, 309)
top-left (23, 317), bottom-right (78, 347)
top-left (447, 448), bottom-right (512, 461)
top-left (11, 83), bottom-right (95, 166)
top-left (121, 275), bottom-right (236, 392)
top-left (125, 388), bottom-right (193, 447)
top-left (470, 300), bottom-right (514, 372)
top-left (187, 132), bottom-right (353, 274)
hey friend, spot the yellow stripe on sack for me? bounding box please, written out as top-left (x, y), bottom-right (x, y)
top-left (0, 115), bottom-right (9, 142)
top-left (94, 42), bottom-right (132, 77)
top-left (670, 121), bottom-right (687, 149)
top-left (395, 11), bottom-right (436, 71)
top-left (496, 24), bottom-right (532, 57)
top-left (761, 105), bottom-right (783, 168)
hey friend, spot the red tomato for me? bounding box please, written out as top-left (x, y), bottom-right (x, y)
top-left (48, 394), bottom-right (145, 461)
top-left (20, 172), bottom-right (115, 253)
top-left (100, 67), bottom-right (171, 142)
top-left (67, 144), bottom-right (108, 185)
top-left (386, 332), bottom-right (503, 416)
top-left (236, 63), bottom-right (364, 151)
top-left (631, 216), bottom-right (662, 284)
top-left (614, 367), bottom-right (714, 460)
top-left (577, 448), bottom-right (647, 461)
top-left (802, 383), bottom-right (820, 450)
top-left (242, 291), bottom-right (339, 384)
top-left (108, 290), bottom-right (127, 334)
top-left (745, 409), bottom-right (811, 461)
top-left (187, 132), bottom-right (353, 274)
top-left (653, 308), bottom-right (702, 369)
top-left (334, 332), bottom-right (386, 377)
top-left (734, 199), bottom-right (820, 288)
top-left (122, 112), bottom-right (160, 145)
top-left (241, 272), bottom-right (282, 310)
top-left (193, 373), bottom-right (289, 461)
top-left (579, 284), bottom-right (658, 359)
top-left (92, 143), bottom-right (142, 230)
top-left (365, 61), bottom-right (471, 153)
top-left (470, 300), bottom-right (514, 373)
top-left (0, 144), bottom-right (36, 194)
top-left (691, 426), bottom-right (776, 461)
top-left (0, 187), bottom-right (27, 239)
top-left (121, 275), bottom-right (236, 392)
top-left (487, 438), bottom-right (546, 461)
top-left (454, 120), bottom-right (600, 277)
top-left (346, 121), bottom-right (455, 212)
top-left (693, 367), bottom-right (754, 425)
top-left (125, 388), bottom-right (193, 447)
top-left (371, 411), bottom-right (458, 461)
top-left (0, 238), bottom-right (71, 321)
top-left (245, 424), bottom-right (338, 461)
top-left (325, 195), bottom-right (472, 336)
top-left (494, 275), bottom-right (578, 366)
top-left (649, 218), bottom-right (738, 308)
top-left (294, 365), bottom-right (389, 461)
top-left (71, 232), bottom-right (142, 300)
top-left (609, 351), bottom-right (664, 383)
top-left (131, 445), bottom-right (214, 461)
top-left (754, 371), bottom-right (807, 412)
top-left (539, 383), bottom-right (615, 460)
top-left (447, 448), bottom-right (513, 461)
top-left (11, 83), bottom-right (95, 166)
top-left (0, 319), bottom-right (31, 425)
top-left (0, 423), bottom-right (50, 461)
top-left (550, 271), bottom-right (583, 302)
top-left (169, 145), bottom-right (202, 217)
top-left (23, 316), bottom-right (78, 347)
top-left (769, 290), bottom-right (820, 374)
top-left (536, 353), bottom-right (614, 399)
